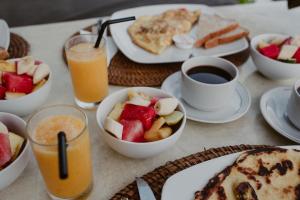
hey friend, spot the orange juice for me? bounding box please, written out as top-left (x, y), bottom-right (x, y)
top-left (32, 115), bottom-right (92, 199)
top-left (67, 42), bottom-right (108, 104)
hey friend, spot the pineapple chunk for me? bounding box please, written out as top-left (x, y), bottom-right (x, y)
top-left (0, 61), bottom-right (16, 72)
top-left (9, 132), bottom-right (24, 160)
top-left (158, 127), bottom-right (172, 139)
top-left (33, 79), bottom-right (47, 92)
top-left (258, 40), bottom-right (269, 49)
top-left (108, 103), bottom-right (124, 121)
top-left (163, 111), bottom-right (184, 126)
top-left (144, 117), bottom-right (165, 142)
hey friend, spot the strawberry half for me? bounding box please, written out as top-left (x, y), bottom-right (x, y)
top-left (120, 119), bottom-right (144, 142)
top-left (0, 133), bottom-right (12, 168)
top-left (259, 44), bottom-right (280, 59)
top-left (120, 104), bottom-right (156, 130)
top-left (293, 48), bottom-right (300, 63)
top-left (0, 85), bottom-right (6, 99)
top-left (3, 72), bottom-right (33, 94)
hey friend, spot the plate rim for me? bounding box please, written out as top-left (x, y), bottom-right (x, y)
top-left (161, 145), bottom-right (300, 200)
top-left (110, 4), bottom-right (249, 64)
top-left (260, 86), bottom-right (300, 143)
top-left (161, 71), bottom-right (251, 123)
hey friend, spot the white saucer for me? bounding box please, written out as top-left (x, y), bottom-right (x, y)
top-left (260, 87), bottom-right (300, 143)
top-left (161, 72), bottom-right (251, 123)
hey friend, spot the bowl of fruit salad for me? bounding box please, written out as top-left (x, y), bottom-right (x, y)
top-left (251, 33), bottom-right (300, 80)
top-left (0, 112), bottom-right (30, 190)
top-left (0, 56), bottom-right (51, 116)
top-left (96, 87), bottom-right (186, 159)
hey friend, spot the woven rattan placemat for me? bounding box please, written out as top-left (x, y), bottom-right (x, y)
top-left (110, 144), bottom-right (269, 200)
top-left (63, 25), bottom-right (250, 87)
top-left (8, 33), bottom-right (30, 59)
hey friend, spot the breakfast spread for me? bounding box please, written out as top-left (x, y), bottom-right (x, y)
top-left (0, 56), bottom-right (50, 100)
top-left (104, 90), bottom-right (183, 142)
top-left (0, 121), bottom-right (25, 170)
top-left (257, 35), bottom-right (300, 63)
top-left (128, 8), bottom-right (200, 54)
top-left (194, 147), bottom-right (300, 200)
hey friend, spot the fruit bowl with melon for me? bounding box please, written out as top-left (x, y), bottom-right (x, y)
top-left (0, 56), bottom-right (51, 116)
top-left (251, 33), bottom-right (300, 80)
top-left (0, 112), bottom-right (30, 190)
top-left (96, 87), bottom-right (186, 159)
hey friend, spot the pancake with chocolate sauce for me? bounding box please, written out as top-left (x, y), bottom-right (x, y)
top-left (194, 147), bottom-right (300, 200)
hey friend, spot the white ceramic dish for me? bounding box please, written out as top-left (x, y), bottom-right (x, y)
top-left (0, 19), bottom-right (10, 50)
top-left (0, 112), bottom-right (31, 191)
top-left (0, 59), bottom-right (52, 116)
top-left (96, 87), bottom-right (186, 159)
top-left (161, 145), bottom-right (300, 200)
top-left (161, 72), bottom-right (251, 123)
top-left (251, 33), bottom-right (300, 80)
top-left (110, 4), bottom-right (249, 64)
top-left (260, 87), bottom-right (300, 143)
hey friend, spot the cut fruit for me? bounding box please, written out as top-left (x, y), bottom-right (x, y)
top-left (0, 61), bottom-right (16, 73)
top-left (158, 127), bottom-right (172, 139)
top-left (257, 40), bottom-right (269, 49)
top-left (154, 98), bottom-right (178, 116)
top-left (26, 64), bottom-right (38, 76)
top-left (108, 103), bottom-right (124, 121)
top-left (164, 111), bottom-right (184, 126)
top-left (278, 45), bottom-right (298, 60)
top-left (0, 133), bottom-right (12, 168)
top-left (5, 92), bottom-right (26, 100)
top-left (120, 119), bottom-right (144, 142)
top-left (0, 85), bottom-right (6, 99)
top-left (144, 117), bottom-right (166, 142)
top-left (33, 79), bottom-right (47, 92)
top-left (127, 96), bottom-right (151, 107)
top-left (258, 44), bottom-right (280, 59)
top-left (33, 63), bottom-right (50, 84)
top-left (8, 132), bottom-right (24, 160)
top-left (293, 48), bottom-right (300, 63)
top-left (270, 37), bottom-right (287, 46)
top-left (104, 118), bottom-right (123, 140)
top-left (3, 72), bottom-right (33, 94)
top-left (17, 56), bottom-right (35, 75)
top-left (0, 121), bottom-right (8, 135)
top-left (120, 104), bottom-right (156, 130)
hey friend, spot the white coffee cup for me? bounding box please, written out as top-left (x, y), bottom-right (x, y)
top-left (287, 80), bottom-right (300, 129)
top-left (181, 56), bottom-right (239, 111)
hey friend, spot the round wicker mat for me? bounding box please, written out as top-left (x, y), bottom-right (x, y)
top-left (110, 144), bottom-right (269, 200)
top-left (8, 33), bottom-right (30, 59)
top-left (63, 25), bottom-right (250, 87)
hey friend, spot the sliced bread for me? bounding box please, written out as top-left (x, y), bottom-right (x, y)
top-left (204, 27), bottom-right (249, 48)
top-left (195, 14), bottom-right (239, 47)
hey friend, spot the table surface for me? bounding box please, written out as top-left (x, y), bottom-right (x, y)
top-left (1, 1), bottom-right (299, 200)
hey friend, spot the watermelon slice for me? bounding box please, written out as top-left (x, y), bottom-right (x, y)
top-left (0, 133), bottom-right (12, 168)
top-left (259, 44), bottom-right (280, 59)
top-left (3, 72), bottom-right (33, 94)
top-left (120, 119), bottom-right (144, 142)
top-left (293, 48), bottom-right (300, 63)
top-left (0, 85), bottom-right (6, 99)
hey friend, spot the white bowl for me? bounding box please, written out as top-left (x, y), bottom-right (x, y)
top-left (96, 87), bottom-right (186, 159)
top-left (250, 33), bottom-right (300, 80)
top-left (0, 59), bottom-right (52, 116)
top-left (0, 112), bottom-right (30, 190)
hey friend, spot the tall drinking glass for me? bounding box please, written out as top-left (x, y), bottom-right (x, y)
top-left (27, 105), bottom-right (93, 200)
top-left (65, 34), bottom-right (108, 109)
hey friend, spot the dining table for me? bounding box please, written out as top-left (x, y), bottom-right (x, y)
top-left (0, 1), bottom-right (299, 199)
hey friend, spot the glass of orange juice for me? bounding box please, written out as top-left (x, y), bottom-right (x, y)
top-left (27, 105), bottom-right (93, 200)
top-left (65, 34), bottom-right (108, 109)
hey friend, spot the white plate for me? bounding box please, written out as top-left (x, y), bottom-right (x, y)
top-left (0, 19), bottom-right (10, 50)
top-left (260, 87), bottom-right (300, 143)
top-left (110, 4), bottom-right (249, 64)
top-left (161, 72), bottom-right (251, 123)
top-left (161, 145), bottom-right (300, 200)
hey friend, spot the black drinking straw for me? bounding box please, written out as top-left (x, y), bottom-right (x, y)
top-left (94, 16), bottom-right (136, 48)
top-left (58, 131), bottom-right (68, 179)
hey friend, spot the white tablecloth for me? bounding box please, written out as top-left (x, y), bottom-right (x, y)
top-left (1, 1), bottom-right (299, 199)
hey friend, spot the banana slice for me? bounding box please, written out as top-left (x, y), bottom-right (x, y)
top-left (164, 111), bottom-right (184, 126)
top-left (104, 117), bottom-right (123, 139)
top-left (127, 96), bottom-right (151, 107)
top-left (0, 121), bottom-right (8, 135)
top-left (154, 98), bottom-right (178, 116)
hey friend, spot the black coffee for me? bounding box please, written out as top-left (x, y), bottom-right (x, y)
top-left (187, 66), bottom-right (233, 84)
top-left (297, 87), bottom-right (300, 95)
